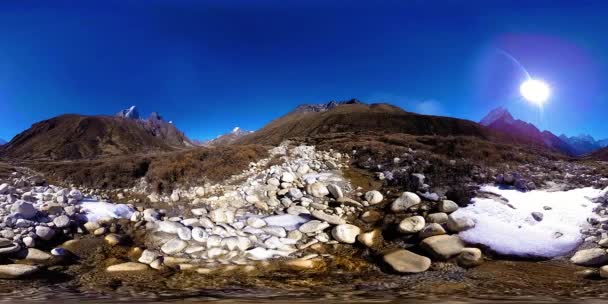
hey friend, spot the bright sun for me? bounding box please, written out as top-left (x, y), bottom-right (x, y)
top-left (520, 79), bottom-right (550, 105)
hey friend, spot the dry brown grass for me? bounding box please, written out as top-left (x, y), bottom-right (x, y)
top-left (20, 145), bottom-right (269, 192)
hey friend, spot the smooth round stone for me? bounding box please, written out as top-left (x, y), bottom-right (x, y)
top-left (0, 264), bottom-right (40, 279)
top-left (418, 223), bottom-right (446, 239)
top-left (161, 239), bottom-right (188, 255)
top-left (391, 192), bottom-right (421, 212)
top-left (138, 249), bottom-right (159, 264)
top-left (35, 226), bottom-right (56, 240)
top-left (104, 234), bottom-right (122, 246)
top-left (298, 220), bottom-right (330, 234)
top-left (398, 216), bottom-right (425, 234)
top-left (364, 191), bottom-right (383, 205)
top-left (438, 200), bottom-right (459, 213)
top-left (331, 224), bottom-right (361, 244)
top-left (177, 227), bottom-right (192, 241)
top-left (383, 249), bottom-right (431, 273)
top-left (457, 248), bottom-right (483, 268)
top-left (106, 262), bottom-right (149, 272)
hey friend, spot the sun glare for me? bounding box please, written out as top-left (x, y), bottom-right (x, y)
top-left (520, 79), bottom-right (550, 105)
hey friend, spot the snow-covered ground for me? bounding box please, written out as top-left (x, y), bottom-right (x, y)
top-left (80, 199), bottom-right (134, 222)
top-left (452, 185), bottom-right (607, 258)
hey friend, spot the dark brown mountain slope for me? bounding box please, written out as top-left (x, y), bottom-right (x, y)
top-left (239, 102), bottom-right (490, 145)
top-left (0, 114), bottom-right (188, 160)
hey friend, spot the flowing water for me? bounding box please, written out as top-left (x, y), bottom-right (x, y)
top-left (1, 260), bottom-right (607, 303)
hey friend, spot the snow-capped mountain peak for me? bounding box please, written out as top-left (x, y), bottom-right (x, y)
top-left (116, 105), bottom-right (140, 119)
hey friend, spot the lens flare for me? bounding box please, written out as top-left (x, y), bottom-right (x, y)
top-left (520, 79), bottom-right (550, 105)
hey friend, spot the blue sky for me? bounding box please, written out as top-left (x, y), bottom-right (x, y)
top-left (1, 0), bottom-right (608, 141)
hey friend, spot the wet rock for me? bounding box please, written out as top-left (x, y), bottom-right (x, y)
top-left (138, 249), bottom-right (159, 264)
top-left (421, 235), bottom-right (464, 260)
top-left (104, 234), bottom-right (123, 246)
top-left (391, 192), bottom-right (421, 212)
top-left (600, 265), bottom-right (608, 279)
top-left (0, 242), bottom-right (20, 255)
top-left (107, 262), bottom-right (149, 272)
top-left (357, 228), bottom-right (383, 248)
top-left (14, 248), bottom-right (53, 263)
top-left (570, 248), bottom-right (608, 266)
top-left (383, 249), bottom-right (431, 273)
top-left (398, 216), bottom-right (426, 234)
top-left (364, 190), bottom-right (383, 205)
top-left (0, 264), bottom-right (39, 279)
top-left (457, 248), bottom-right (483, 268)
top-left (438, 200), bottom-right (459, 213)
top-left (331, 224), bottom-right (361, 244)
top-left (161, 239), bottom-right (188, 255)
top-left (361, 210), bottom-right (383, 223)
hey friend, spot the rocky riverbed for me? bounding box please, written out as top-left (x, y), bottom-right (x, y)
top-left (2, 143), bottom-right (608, 302)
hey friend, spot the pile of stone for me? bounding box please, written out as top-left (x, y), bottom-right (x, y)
top-left (0, 172), bottom-right (133, 278)
top-left (127, 145), bottom-right (368, 271)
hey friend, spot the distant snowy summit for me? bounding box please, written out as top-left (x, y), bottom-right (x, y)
top-left (559, 134), bottom-right (608, 156)
top-left (115, 105), bottom-right (194, 147)
top-left (196, 127), bottom-right (254, 146)
top-left (116, 105), bottom-right (140, 119)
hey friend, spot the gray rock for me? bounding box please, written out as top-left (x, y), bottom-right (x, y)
top-left (420, 234), bottom-right (465, 260)
top-left (570, 248), bottom-right (608, 266)
top-left (331, 224), bottom-right (361, 244)
top-left (327, 184), bottom-right (343, 199)
top-left (11, 201), bottom-right (37, 219)
top-left (531, 212), bottom-right (544, 222)
top-left (53, 215), bottom-right (71, 228)
top-left (287, 188), bottom-right (303, 200)
top-left (391, 192), bottom-right (421, 212)
top-left (281, 172), bottom-right (295, 183)
top-left (398, 216), bottom-right (425, 234)
top-left (383, 249), bottom-right (431, 273)
top-left (35, 226), bottom-right (55, 241)
top-left (364, 190), bottom-right (383, 205)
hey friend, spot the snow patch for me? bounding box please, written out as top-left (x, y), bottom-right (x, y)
top-left (80, 199), bottom-right (134, 222)
top-left (263, 214), bottom-right (310, 231)
top-left (452, 185), bottom-right (606, 258)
